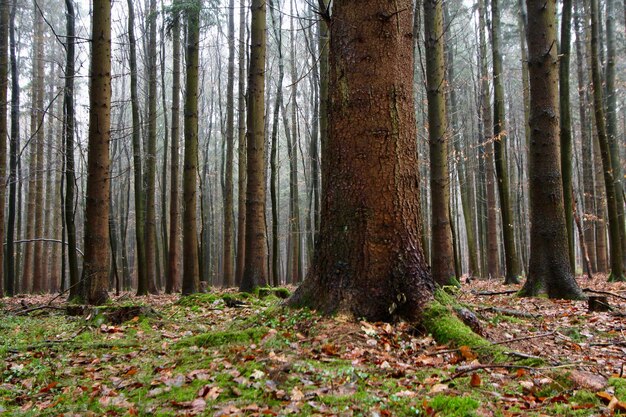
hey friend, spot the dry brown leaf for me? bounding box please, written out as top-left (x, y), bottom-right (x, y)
top-left (470, 372), bottom-right (482, 387)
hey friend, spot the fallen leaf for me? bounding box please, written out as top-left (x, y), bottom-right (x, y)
top-left (470, 373), bottom-right (482, 387)
top-left (459, 346), bottom-right (477, 361)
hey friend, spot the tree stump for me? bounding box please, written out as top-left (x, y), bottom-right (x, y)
top-left (588, 296), bottom-right (610, 312)
top-left (66, 305), bottom-right (157, 324)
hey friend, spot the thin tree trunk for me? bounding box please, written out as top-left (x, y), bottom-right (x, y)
top-left (478, 0), bottom-right (499, 280)
top-left (492, 0), bottom-right (521, 284)
top-left (560, 0), bottom-right (576, 273)
top-left (6, 0), bottom-right (19, 296)
top-left (127, 0), bottom-right (147, 295)
top-left (424, 0), bottom-right (455, 286)
top-left (223, 0), bottom-right (236, 287)
top-left (589, 0), bottom-right (624, 281)
top-left (144, 0), bottom-right (159, 294)
top-left (574, 2), bottom-right (597, 272)
top-left (235, 0), bottom-right (247, 287)
top-left (81, 0), bottom-right (111, 305)
top-left (240, 0), bottom-right (269, 292)
top-left (0, 0), bottom-right (8, 296)
top-left (167, 2), bottom-right (181, 294)
top-left (182, 0), bottom-right (201, 295)
top-left (604, 0), bottom-right (626, 271)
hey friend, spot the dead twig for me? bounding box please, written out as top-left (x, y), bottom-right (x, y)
top-left (583, 288), bottom-right (626, 302)
top-left (473, 289), bottom-right (519, 296)
top-left (491, 331), bottom-right (555, 346)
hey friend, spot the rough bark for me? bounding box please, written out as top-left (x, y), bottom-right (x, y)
top-left (0, 0), bottom-right (8, 296)
top-left (7, 0), bottom-right (19, 296)
top-left (478, 0), bottom-right (499, 280)
top-left (424, 0), bottom-right (455, 286)
top-left (289, 0), bottom-right (434, 321)
top-left (235, 0), bottom-right (247, 287)
top-left (223, 0), bottom-right (236, 287)
top-left (491, 0), bottom-right (521, 284)
top-left (604, 0), bottom-right (626, 272)
top-left (574, 2), bottom-right (597, 273)
top-left (127, 0), bottom-right (147, 296)
top-left (240, 0), bottom-right (269, 292)
top-left (182, 1), bottom-right (201, 295)
top-left (559, 0), bottom-right (576, 273)
top-left (143, 0), bottom-right (159, 294)
top-left (287, 3), bottom-right (302, 284)
top-left (269, 0), bottom-right (283, 287)
top-left (81, 0), bottom-right (111, 305)
top-left (519, 0), bottom-right (583, 299)
top-left (589, 0), bottom-right (624, 281)
top-left (167, 3), bottom-right (181, 294)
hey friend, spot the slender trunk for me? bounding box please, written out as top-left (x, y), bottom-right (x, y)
top-left (424, 0), bottom-right (455, 286)
top-left (127, 0), bottom-right (147, 295)
top-left (479, 0), bottom-right (499, 279)
top-left (0, 0), bottom-right (8, 296)
top-left (235, 0), bottom-right (247, 286)
top-left (269, 0), bottom-right (283, 287)
top-left (492, 0), bottom-right (521, 284)
top-left (223, 0), bottom-right (236, 286)
top-left (574, 2), bottom-right (597, 272)
top-left (182, 1), bottom-right (201, 295)
top-left (589, 0), bottom-right (624, 281)
top-left (604, 0), bottom-right (626, 270)
top-left (167, 3), bottom-right (181, 294)
top-left (144, 0), bottom-right (158, 294)
top-left (240, 0), bottom-right (268, 292)
top-left (81, 0), bottom-right (111, 305)
top-left (159, 0), bottom-right (169, 292)
top-left (288, 2), bottom-right (302, 284)
top-left (7, 0), bottom-right (19, 296)
top-left (560, 0), bottom-right (576, 273)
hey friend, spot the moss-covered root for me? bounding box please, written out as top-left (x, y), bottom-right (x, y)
top-left (421, 291), bottom-right (517, 363)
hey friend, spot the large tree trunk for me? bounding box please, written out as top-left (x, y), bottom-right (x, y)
top-left (7, 0), bottom-right (19, 296)
top-left (478, 0), bottom-right (499, 280)
top-left (81, 0), bottom-right (111, 305)
top-left (424, 0), bottom-right (455, 286)
top-left (166, 2), bottom-right (181, 294)
top-left (560, 0), bottom-right (576, 273)
top-left (240, 0), bottom-right (268, 292)
top-left (519, 0), bottom-right (583, 299)
top-left (289, 0), bottom-right (434, 321)
top-left (143, 0), bottom-right (158, 294)
top-left (182, 1), bottom-right (201, 295)
top-left (491, 0), bottom-right (521, 284)
top-left (589, 0), bottom-right (624, 281)
top-left (222, 0), bottom-right (236, 287)
top-left (0, 0), bottom-right (8, 296)
top-left (127, 0), bottom-right (147, 296)
top-left (574, 1), bottom-right (597, 273)
top-left (235, 0), bottom-right (247, 287)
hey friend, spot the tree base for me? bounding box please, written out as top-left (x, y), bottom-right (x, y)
top-left (66, 305), bottom-right (157, 324)
top-left (608, 273), bottom-right (626, 282)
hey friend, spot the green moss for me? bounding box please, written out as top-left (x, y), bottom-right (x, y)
top-left (428, 395), bottom-right (480, 417)
top-left (175, 327), bottom-right (267, 348)
top-left (609, 377), bottom-right (626, 399)
top-left (570, 389), bottom-right (601, 405)
top-left (176, 293), bottom-right (221, 307)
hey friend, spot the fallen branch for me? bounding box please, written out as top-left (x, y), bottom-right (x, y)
top-left (491, 331), bottom-right (555, 346)
top-left (15, 305), bottom-right (66, 315)
top-left (583, 288), bottom-right (626, 302)
top-left (479, 306), bottom-right (537, 319)
top-left (442, 362), bottom-right (579, 382)
top-left (473, 290), bottom-right (519, 296)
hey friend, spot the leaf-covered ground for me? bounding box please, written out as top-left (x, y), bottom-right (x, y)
top-left (1, 276), bottom-right (625, 416)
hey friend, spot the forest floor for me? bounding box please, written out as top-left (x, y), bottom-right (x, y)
top-left (1, 276), bottom-right (625, 416)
